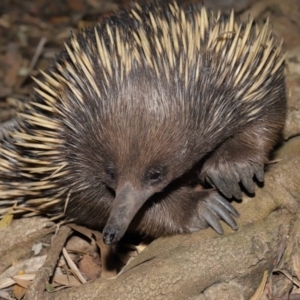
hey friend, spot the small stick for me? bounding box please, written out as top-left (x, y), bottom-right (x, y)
top-left (18, 37), bottom-right (47, 88)
top-left (24, 225), bottom-right (72, 300)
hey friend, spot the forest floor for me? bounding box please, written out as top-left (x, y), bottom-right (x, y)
top-left (1, 0), bottom-right (300, 299)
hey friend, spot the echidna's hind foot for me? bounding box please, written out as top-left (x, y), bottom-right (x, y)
top-left (131, 186), bottom-right (239, 237)
top-left (188, 190), bottom-right (239, 234)
top-left (200, 129), bottom-right (267, 200)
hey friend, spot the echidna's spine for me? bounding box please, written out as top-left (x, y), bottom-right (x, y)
top-left (0, 96), bottom-right (68, 218)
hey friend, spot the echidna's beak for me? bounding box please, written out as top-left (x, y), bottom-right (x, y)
top-left (102, 182), bottom-right (151, 245)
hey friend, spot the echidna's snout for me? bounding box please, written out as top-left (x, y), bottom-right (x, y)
top-left (102, 182), bottom-right (152, 245)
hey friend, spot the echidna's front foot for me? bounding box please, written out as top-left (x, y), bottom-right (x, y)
top-left (189, 191), bottom-right (239, 234)
top-left (201, 159), bottom-right (264, 199)
top-left (200, 131), bottom-right (266, 199)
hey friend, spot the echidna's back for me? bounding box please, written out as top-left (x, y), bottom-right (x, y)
top-left (56, 1), bottom-right (285, 141)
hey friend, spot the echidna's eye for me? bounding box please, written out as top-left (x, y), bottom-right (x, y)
top-left (145, 167), bottom-right (166, 185)
top-left (149, 171), bottom-right (161, 181)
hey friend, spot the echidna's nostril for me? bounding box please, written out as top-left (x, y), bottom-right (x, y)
top-left (103, 225), bottom-right (118, 245)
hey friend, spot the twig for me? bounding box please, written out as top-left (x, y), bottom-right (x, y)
top-left (24, 225), bottom-right (72, 300)
top-left (18, 37), bottom-right (47, 88)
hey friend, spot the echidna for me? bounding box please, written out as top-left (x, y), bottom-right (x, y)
top-left (0, 1), bottom-right (286, 245)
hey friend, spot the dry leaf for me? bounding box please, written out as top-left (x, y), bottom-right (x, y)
top-left (53, 274), bottom-right (81, 287)
top-left (12, 276), bottom-right (31, 289)
top-left (31, 242), bottom-right (43, 255)
top-left (68, 223), bottom-right (93, 241)
top-left (13, 270), bottom-right (28, 300)
top-left (273, 269), bottom-right (300, 287)
top-left (0, 274), bottom-right (35, 289)
top-left (62, 248), bottom-right (86, 283)
top-left (0, 209), bottom-right (13, 229)
top-left (135, 243), bottom-right (148, 254)
top-left (78, 254), bottom-right (100, 280)
top-left (0, 256), bottom-right (46, 289)
top-left (13, 283), bottom-right (27, 300)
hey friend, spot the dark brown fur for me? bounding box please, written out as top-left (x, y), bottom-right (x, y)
top-left (61, 67), bottom-right (285, 243)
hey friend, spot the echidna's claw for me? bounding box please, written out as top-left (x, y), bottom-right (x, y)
top-left (201, 153), bottom-right (264, 199)
top-left (188, 192), bottom-right (239, 234)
